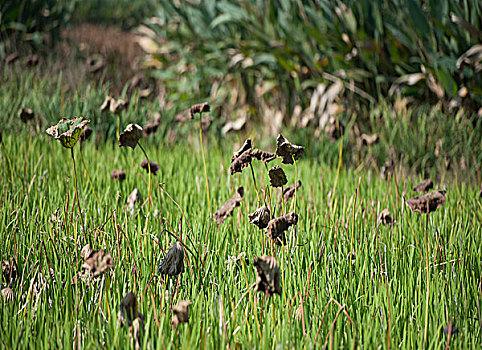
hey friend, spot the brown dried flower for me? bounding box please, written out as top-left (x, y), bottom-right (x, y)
top-left (266, 212), bottom-right (298, 245)
top-left (250, 149), bottom-right (277, 163)
top-left (275, 134), bottom-right (304, 164)
top-left (81, 246), bottom-right (114, 278)
top-left (378, 209), bottom-right (394, 226)
top-left (406, 190), bottom-right (446, 214)
top-left (232, 139), bottom-right (252, 160)
top-left (80, 126), bottom-right (93, 142)
top-left (111, 169), bottom-right (126, 181)
top-left (158, 241), bottom-right (185, 277)
top-left (230, 150), bottom-right (252, 175)
top-left (119, 124), bottom-right (143, 149)
top-left (172, 300), bottom-right (192, 329)
top-left (213, 187), bottom-right (244, 225)
top-left (253, 255), bottom-right (281, 298)
top-left (19, 108), bottom-right (34, 123)
top-left (190, 102), bottom-right (210, 117)
top-left (283, 181), bottom-right (302, 202)
top-left (140, 159), bottom-right (160, 175)
top-left (268, 165), bottom-right (288, 187)
top-left (413, 179), bottom-right (433, 193)
top-left (248, 205), bottom-right (271, 229)
top-left (1, 287), bottom-right (14, 303)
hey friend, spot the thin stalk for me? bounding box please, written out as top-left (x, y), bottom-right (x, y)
top-left (71, 148), bottom-right (85, 238)
top-left (79, 149), bottom-right (101, 209)
top-left (423, 214), bottom-right (430, 348)
top-left (249, 162), bottom-right (262, 206)
top-left (292, 156), bottom-right (299, 212)
top-left (199, 116), bottom-right (211, 215)
top-left (138, 142), bottom-right (152, 233)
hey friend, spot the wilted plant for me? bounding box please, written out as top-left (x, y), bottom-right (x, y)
top-left (118, 292), bottom-right (145, 350)
top-left (46, 117), bottom-right (90, 233)
top-left (172, 300), bottom-right (192, 329)
top-left (248, 205), bottom-right (271, 229)
top-left (406, 190), bottom-right (446, 214)
top-left (266, 212), bottom-right (299, 245)
top-left (158, 241), bottom-right (185, 277)
top-left (253, 255), bottom-right (281, 298)
top-left (214, 186), bottom-right (244, 225)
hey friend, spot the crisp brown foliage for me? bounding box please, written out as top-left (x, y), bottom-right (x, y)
top-left (214, 187), bottom-right (244, 225)
top-left (266, 212), bottom-right (298, 245)
top-left (268, 165), bottom-right (288, 187)
top-left (275, 134), bottom-right (304, 164)
top-left (172, 300), bottom-right (192, 329)
top-left (253, 255), bottom-right (281, 298)
top-left (250, 148), bottom-right (277, 162)
top-left (119, 124), bottom-right (143, 149)
top-left (248, 205), bottom-right (271, 229)
top-left (158, 241), bottom-right (184, 277)
top-left (406, 190), bottom-right (446, 214)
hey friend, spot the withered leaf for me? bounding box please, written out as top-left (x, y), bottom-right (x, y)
top-left (361, 133), bottom-right (380, 146)
top-left (127, 188), bottom-right (142, 215)
top-left (100, 96), bottom-right (127, 114)
top-left (81, 248), bottom-right (114, 277)
top-left (266, 212), bottom-right (298, 245)
top-left (1, 287), bottom-right (14, 303)
top-left (119, 124), bottom-right (143, 149)
top-left (110, 169), bottom-right (126, 181)
top-left (45, 117), bottom-right (90, 148)
top-left (158, 241), bottom-right (184, 277)
top-left (230, 150), bottom-right (252, 175)
top-left (118, 291), bottom-right (142, 327)
top-left (140, 159), bottom-right (160, 175)
top-left (248, 205), bottom-right (271, 229)
top-left (2, 259), bottom-right (17, 286)
top-left (19, 108), bottom-right (34, 123)
top-left (275, 134), bottom-right (304, 164)
top-left (253, 255), bottom-right (281, 298)
top-left (232, 139), bottom-right (252, 160)
top-left (213, 187), bottom-right (244, 225)
top-left (268, 166), bottom-right (288, 188)
top-left (413, 179), bottom-right (433, 193)
top-left (143, 119), bottom-right (160, 136)
top-left (325, 117), bottom-right (345, 141)
top-left (190, 102), bottom-right (210, 117)
top-left (406, 190), bottom-right (446, 214)
top-left (250, 148), bottom-right (277, 163)
top-left (283, 180), bottom-right (302, 202)
top-left (80, 126), bottom-right (93, 142)
top-left (378, 209), bottom-right (394, 226)
top-left (172, 300), bottom-right (192, 329)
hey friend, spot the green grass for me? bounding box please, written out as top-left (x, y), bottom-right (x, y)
top-left (1, 121), bottom-right (481, 348)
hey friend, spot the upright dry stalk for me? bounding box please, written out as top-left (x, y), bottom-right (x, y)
top-left (199, 116), bottom-right (211, 214)
top-left (71, 148), bottom-right (85, 238)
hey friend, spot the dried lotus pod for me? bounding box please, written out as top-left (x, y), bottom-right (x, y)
top-left (140, 159), bottom-right (160, 175)
top-left (213, 187), bottom-right (244, 225)
top-left (406, 190), bottom-right (446, 214)
top-left (413, 179), bottom-right (433, 193)
top-left (268, 166), bottom-right (287, 187)
top-left (232, 139), bottom-right (252, 161)
top-left (110, 169), bottom-right (126, 181)
top-left (253, 255), bottom-right (281, 298)
top-left (158, 241), bottom-right (184, 277)
top-left (45, 117), bottom-right (90, 149)
top-left (248, 205), bottom-right (271, 229)
top-left (275, 134), bottom-right (304, 164)
top-left (172, 300), bottom-right (192, 329)
top-left (119, 124), bottom-right (143, 149)
top-left (230, 139), bottom-right (252, 175)
top-left (265, 212), bottom-right (298, 245)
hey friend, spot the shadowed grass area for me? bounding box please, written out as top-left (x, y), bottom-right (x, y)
top-left (0, 124), bottom-right (480, 348)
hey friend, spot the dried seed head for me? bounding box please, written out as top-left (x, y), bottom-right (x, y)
top-left (81, 249), bottom-right (114, 277)
top-left (19, 108), bottom-right (34, 123)
top-left (46, 117), bottom-right (91, 148)
top-left (140, 159), bottom-right (160, 175)
top-left (378, 209), bottom-right (394, 226)
top-left (158, 241), bottom-right (184, 277)
top-left (283, 181), bottom-right (302, 202)
top-left (266, 212), bottom-right (298, 245)
top-left (190, 102), bottom-right (210, 117)
top-left (268, 165), bottom-right (288, 187)
top-left (119, 124), bottom-right (143, 149)
top-left (213, 187), bottom-right (244, 225)
top-left (172, 300), bottom-right (192, 329)
top-left (118, 292), bottom-right (139, 327)
top-left (110, 169), bottom-right (126, 181)
top-left (275, 134), bottom-right (304, 164)
top-left (127, 188), bottom-right (142, 215)
top-left (248, 205), bottom-right (271, 229)
top-left (250, 148), bottom-right (277, 163)
top-left (413, 179), bottom-right (433, 193)
top-left (406, 190), bottom-right (446, 214)
top-left (325, 117), bottom-right (345, 141)
top-left (253, 255), bottom-right (281, 298)
top-left (361, 133), bottom-right (380, 146)
top-left (80, 126), bottom-right (93, 142)
top-left (1, 287), bottom-right (14, 303)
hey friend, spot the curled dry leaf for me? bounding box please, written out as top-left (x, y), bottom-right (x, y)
top-left (172, 300), bottom-right (192, 329)
top-left (232, 139), bottom-right (252, 160)
top-left (253, 255), bottom-right (281, 298)
top-left (45, 117), bottom-right (90, 148)
top-left (119, 124), bottom-right (143, 149)
top-left (230, 139), bottom-right (253, 174)
top-left (226, 252), bottom-right (249, 272)
top-left (266, 212), bottom-right (298, 245)
top-left (251, 148), bottom-right (277, 163)
top-left (127, 188), bottom-right (142, 215)
top-left (190, 102), bottom-right (210, 117)
top-left (248, 205), bottom-right (271, 229)
top-left (268, 165), bottom-right (288, 188)
top-left (140, 159), bottom-right (160, 175)
top-left (110, 169), bottom-right (126, 181)
top-left (81, 247), bottom-right (114, 278)
top-left (80, 126), bottom-right (93, 142)
top-left (406, 190), bottom-right (446, 214)
top-left (325, 117), bottom-right (345, 141)
top-left (213, 187), bottom-right (244, 225)
top-left (275, 134), bottom-right (304, 164)
top-left (2, 259), bottom-right (18, 286)
top-left (361, 133), bottom-right (380, 146)
top-left (80, 244), bottom-right (94, 261)
top-left (19, 108), bottom-right (34, 123)
top-left (413, 179), bottom-right (433, 193)
top-left (378, 209), bottom-right (394, 226)
top-left (118, 291), bottom-right (143, 327)
top-left (283, 180), bottom-right (302, 202)
top-left (1, 287), bottom-right (14, 303)
top-left (158, 241), bottom-right (185, 277)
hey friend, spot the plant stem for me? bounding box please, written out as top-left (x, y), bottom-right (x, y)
top-left (138, 142), bottom-right (152, 233)
top-left (249, 162), bottom-right (262, 206)
top-left (71, 147), bottom-right (85, 239)
top-left (79, 149), bottom-right (101, 209)
top-left (199, 116), bottom-right (211, 215)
